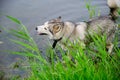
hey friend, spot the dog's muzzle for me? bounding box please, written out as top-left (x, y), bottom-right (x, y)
top-left (35, 27), bottom-right (48, 35)
top-left (39, 33), bottom-right (48, 35)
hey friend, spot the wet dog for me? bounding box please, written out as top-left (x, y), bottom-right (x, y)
top-left (36, 16), bottom-right (117, 53)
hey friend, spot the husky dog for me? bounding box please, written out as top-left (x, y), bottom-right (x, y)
top-left (107, 0), bottom-right (120, 18)
top-left (36, 16), bottom-right (116, 53)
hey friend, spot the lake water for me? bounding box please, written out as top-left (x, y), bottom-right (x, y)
top-left (0, 0), bottom-right (111, 79)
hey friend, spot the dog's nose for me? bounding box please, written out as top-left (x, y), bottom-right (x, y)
top-left (35, 27), bottom-right (38, 30)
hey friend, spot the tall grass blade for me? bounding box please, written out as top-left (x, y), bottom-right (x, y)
top-left (6, 15), bottom-right (21, 24)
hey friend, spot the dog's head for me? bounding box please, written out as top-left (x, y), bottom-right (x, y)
top-left (36, 16), bottom-right (64, 39)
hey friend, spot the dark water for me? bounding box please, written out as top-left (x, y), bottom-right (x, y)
top-left (0, 0), bottom-right (110, 78)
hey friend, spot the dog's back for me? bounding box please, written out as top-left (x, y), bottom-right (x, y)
top-left (86, 16), bottom-right (116, 42)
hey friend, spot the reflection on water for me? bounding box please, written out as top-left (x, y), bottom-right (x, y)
top-left (0, 0), bottom-right (111, 79)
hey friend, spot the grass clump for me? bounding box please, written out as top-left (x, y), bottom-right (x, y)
top-left (85, 0), bottom-right (100, 18)
top-left (6, 16), bottom-right (120, 80)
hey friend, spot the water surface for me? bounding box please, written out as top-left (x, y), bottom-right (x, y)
top-left (0, 0), bottom-right (110, 78)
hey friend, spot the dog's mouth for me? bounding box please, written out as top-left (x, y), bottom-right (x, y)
top-left (39, 33), bottom-right (48, 35)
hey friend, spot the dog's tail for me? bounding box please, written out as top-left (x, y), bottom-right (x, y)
top-left (107, 0), bottom-right (120, 20)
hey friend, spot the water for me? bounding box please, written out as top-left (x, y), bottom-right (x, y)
top-left (0, 0), bottom-right (110, 78)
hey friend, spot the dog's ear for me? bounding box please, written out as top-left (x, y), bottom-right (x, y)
top-left (53, 24), bottom-right (61, 34)
top-left (50, 16), bottom-right (62, 23)
top-left (56, 16), bottom-right (62, 22)
top-left (58, 16), bottom-right (61, 19)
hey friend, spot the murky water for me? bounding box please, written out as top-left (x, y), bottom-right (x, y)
top-left (0, 0), bottom-right (111, 78)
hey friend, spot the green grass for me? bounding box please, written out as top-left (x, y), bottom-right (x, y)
top-left (118, 8), bottom-right (120, 15)
top-left (85, 0), bottom-right (100, 18)
top-left (5, 14), bottom-right (120, 80)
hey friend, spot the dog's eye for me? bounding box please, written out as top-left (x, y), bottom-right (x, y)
top-left (44, 28), bottom-right (47, 30)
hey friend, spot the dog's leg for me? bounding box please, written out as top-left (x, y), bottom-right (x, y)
top-left (106, 43), bottom-right (114, 54)
top-left (58, 41), bottom-right (68, 50)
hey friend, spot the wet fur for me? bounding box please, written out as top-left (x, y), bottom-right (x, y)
top-left (36, 16), bottom-right (117, 53)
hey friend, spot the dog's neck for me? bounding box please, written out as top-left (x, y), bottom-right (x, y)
top-left (52, 37), bottom-right (62, 48)
top-left (52, 22), bottom-right (76, 48)
top-left (62, 21), bottom-right (76, 39)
